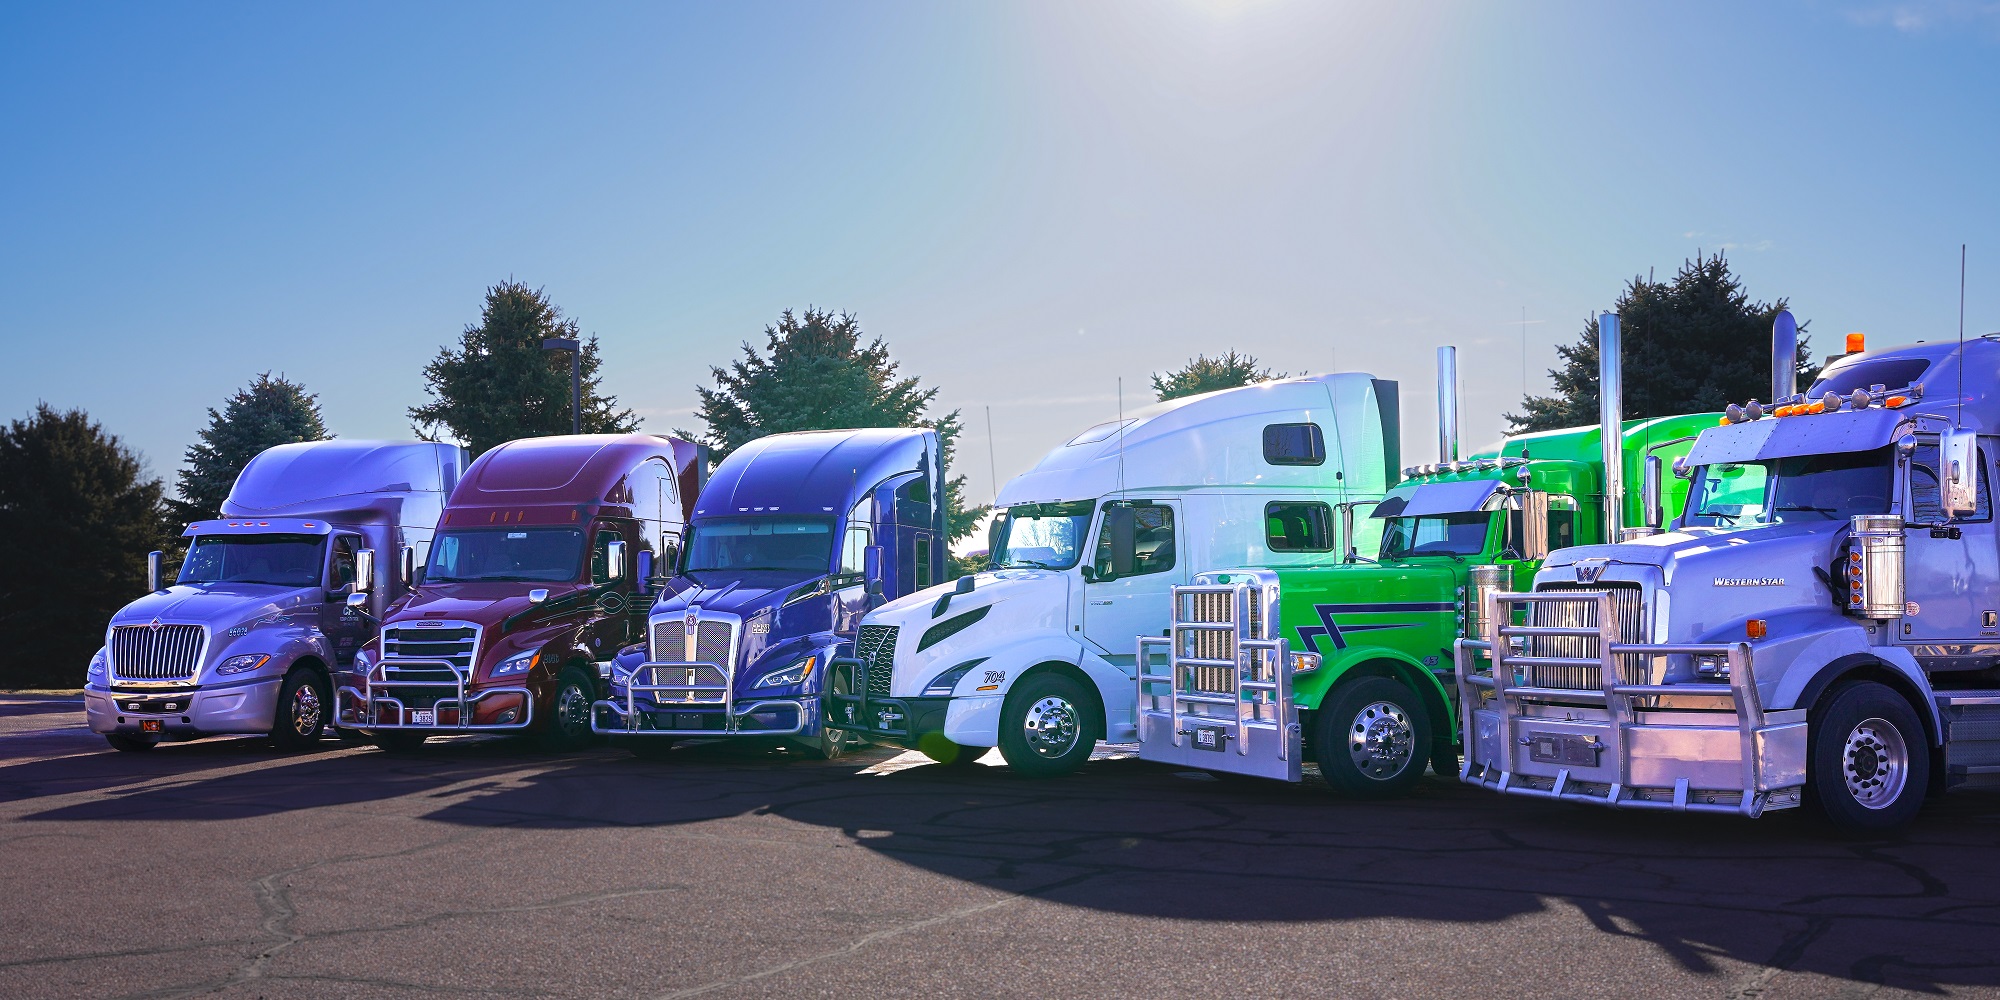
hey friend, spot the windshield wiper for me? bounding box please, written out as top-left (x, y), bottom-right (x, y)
top-left (1776, 504), bottom-right (1838, 520)
top-left (1696, 507), bottom-right (1740, 524)
top-left (1002, 559), bottom-right (1062, 570)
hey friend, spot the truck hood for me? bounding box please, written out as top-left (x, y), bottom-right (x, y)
top-left (1539, 523), bottom-right (1843, 641)
top-left (110, 583), bottom-right (322, 632)
top-left (869, 567), bottom-right (1065, 624)
top-left (656, 571), bottom-right (822, 621)
top-left (387, 583), bottom-right (573, 628)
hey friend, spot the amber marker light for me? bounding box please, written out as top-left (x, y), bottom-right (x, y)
top-left (1746, 619), bottom-right (1768, 640)
top-left (1847, 332), bottom-right (1866, 353)
top-left (1886, 395), bottom-right (1909, 407)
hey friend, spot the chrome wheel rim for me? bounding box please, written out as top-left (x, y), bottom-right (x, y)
top-left (291, 683), bottom-right (323, 737)
top-left (556, 684), bottom-right (590, 735)
top-left (1021, 696), bottom-right (1081, 758)
top-left (1348, 700), bottom-right (1414, 780)
top-left (1843, 716), bottom-right (1909, 810)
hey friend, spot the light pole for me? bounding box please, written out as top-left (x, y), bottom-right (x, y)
top-left (542, 338), bottom-right (581, 435)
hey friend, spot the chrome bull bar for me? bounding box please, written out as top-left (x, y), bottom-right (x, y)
top-left (1455, 590), bottom-right (1807, 817)
top-left (337, 660), bottom-right (534, 731)
top-left (1135, 579), bottom-right (1299, 781)
top-left (590, 658), bottom-right (808, 736)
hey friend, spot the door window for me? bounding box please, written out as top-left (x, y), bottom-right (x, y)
top-left (1910, 441), bottom-right (1992, 523)
top-left (1265, 502), bottom-right (1333, 552)
top-left (1092, 502), bottom-right (1176, 579)
top-left (329, 536), bottom-right (359, 589)
top-left (915, 537), bottom-right (933, 588)
top-left (592, 529), bottom-right (625, 584)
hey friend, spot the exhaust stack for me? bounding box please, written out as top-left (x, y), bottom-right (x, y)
top-left (1599, 312), bottom-right (1624, 537)
top-left (1772, 309), bottom-right (1798, 403)
top-left (1436, 346), bottom-right (1459, 463)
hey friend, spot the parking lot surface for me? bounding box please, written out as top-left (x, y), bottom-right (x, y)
top-left (5, 694), bottom-right (2000, 1000)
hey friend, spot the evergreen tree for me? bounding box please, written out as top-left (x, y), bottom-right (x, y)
top-left (410, 281), bottom-right (637, 456)
top-left (0, 405), bottom-right (171, 688)
top-left (1509, 253), bottom-right (1816, 432)
top-left (1151, 351), bottom-right (1289, 401)
top-left (688, 307), bottom-right (987, 544)
top-left (170, 372), bottom-right (329, 525)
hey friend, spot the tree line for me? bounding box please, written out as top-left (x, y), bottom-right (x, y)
top-left (0, 254), bottom-right (1800, 687)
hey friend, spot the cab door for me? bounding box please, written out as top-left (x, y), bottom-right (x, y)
top-left (586, 524), bottom-right (639, 659)
top-left (1081, 499), bottom-right (1185, 672)
top-left (1900, 437), bottom-right (1998, 647)
top-left (322, 533), bottom-right (371, 668)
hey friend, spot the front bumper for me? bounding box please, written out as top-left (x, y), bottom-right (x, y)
top-left (335, 660), bottom-right (534, 732)
top-left (822, 656), bottom-right (950, 748)
top-left (1455, 589), bottom-right (1807, 817)
top-left (591, 658), bottom-right (810, 737)
top-left (86, 678), bottom-right (283, 738)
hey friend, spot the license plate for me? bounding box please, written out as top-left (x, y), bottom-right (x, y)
top-left (1192, 725), bottom-right (1227, 752)
top-left (1525, 731), bottom-right (1603, 766)
top-left (411, 710), bottom-right (435, 726)
top-left (140, 719), bottom-right (163, 734)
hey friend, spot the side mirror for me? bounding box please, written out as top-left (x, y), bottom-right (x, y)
top-left (863, 545), bottom-right (885, 596)
top-left (605, 540), bottom-right (626, 581)
top-left (345, 591), bottom-right (369, 609)
top-left (1517, 491), bottom-right (1551, 562)
top-left (353, 549), bottom-right (375, 594)
top-left (1339, 503), bottom-right (1359, 562)
top-left (528, 588), bottom-right (550, 604)
top-left (635, 550), bottom-right (654, 596)
top-left (1944, 428), bottom-right (1979, 516)
top-left (147, 550), bottom-right (163, 592)
top-left (1641, 454), bottom-right (1664, 529)
top-left (1102, 504), bottom-right (1137, 578)
top-left (399, 546), bottom-right (416, 588)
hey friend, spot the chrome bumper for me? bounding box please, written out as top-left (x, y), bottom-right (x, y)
top-left (336, 659), bottom-right (534, 731)
top-left (1455, 589), bottom-right (1807, 817)
top-left (590, 658), bottom-right (809, 736)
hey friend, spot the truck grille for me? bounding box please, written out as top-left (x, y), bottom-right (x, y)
top-left (382, 624), bottom-right (479, 670)
top-left (1526, 583), bottom-right (1648, 690)
top-left (1175, 589), bottom-right (1264, 696)
top-left (649, 617), bottom-right (736, 667)
top-left (855, 624), bottom-right (898, 696)
top-left (110, 624), bottom-right (206, 682)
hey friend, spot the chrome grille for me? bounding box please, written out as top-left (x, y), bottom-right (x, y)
top-left (855, 624), bottom-right (898, 696)
top-left (1174, 588), bottom-right (1262, 695)
top-left (650, 620), bottom-right (677, 662)
top-left (1526, 584), bottom-right (1648, 690)
top-left (647, 616), bottom-right (737, 666)
top-left (381, 624), bottom-right (478, 670)
top-left (695, 621), bottom-right (732, 666)
top-left (110, 624), bottom-right (206, 681)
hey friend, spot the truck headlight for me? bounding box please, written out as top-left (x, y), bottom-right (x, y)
top-left (354, 648), bottom-right (376, 675)
top-left (752, 655), bottom-right (817, 690)
top-left (492, 648), bottom-right (538, 677)
top-left (922, 658), bottom-right (987, 696)
top-left (1693, 654), bottom-right (1730, 680)
top-left (87, 647), bottom-right (107, 679)
top-left (216, 653), bottom-right (272, 675)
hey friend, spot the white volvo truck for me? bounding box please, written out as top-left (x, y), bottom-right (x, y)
top-left (825, 373), bottom-right (1399, 774)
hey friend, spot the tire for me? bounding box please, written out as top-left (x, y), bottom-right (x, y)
top-left (625, 737), bottom-right (678, 761)
top-left (1808, 681), bottom-right (1929, 831)
top-left (370, 731), bottom-right (429, 753)
top-left (917, 733), bottom-right (989, 767)
top-left (789, 725), bottom-right (856, 761)
top-left (271, 666), bottom-right (331, 752)
top-left (536, 666), bottom-right (598, 752)
top-left (996, 672), bottom-right (1099, 777)
top-left (1313, 675), bottom-right (1432, 799)
top-left (1429, 741), bottom-right (1461, 779)
top-left (105, 733), bottom-right (159, 753)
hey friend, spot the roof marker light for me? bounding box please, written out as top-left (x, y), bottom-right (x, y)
top-left (1847, 332), bottom-right (1866, 354)
top-left (1850, 390), bottom-right (1870, 410)
top-left (1886, 395), bottom-right (1909, 408)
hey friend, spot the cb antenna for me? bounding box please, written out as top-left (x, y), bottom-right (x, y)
top-left (1958, 243), bottom-right (1968, 428)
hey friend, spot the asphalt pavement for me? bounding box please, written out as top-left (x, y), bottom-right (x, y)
top-left (4, 693), bottom-right (2000, 1000)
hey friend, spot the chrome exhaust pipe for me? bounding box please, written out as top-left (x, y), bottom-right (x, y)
top-left (1772, 309), bottom-right (1798, 404)
top-left (1436, 346), bottom-right (1459, 463)
top-left (1599, 312), bottom-right (1623, 537)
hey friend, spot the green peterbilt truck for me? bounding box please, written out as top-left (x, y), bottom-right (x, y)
top-left (1136, 346), bottom-right (1718, 796)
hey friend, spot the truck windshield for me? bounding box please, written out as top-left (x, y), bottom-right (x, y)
top-left (178, 534), bottom-right (327, 587)
top-left (1380, 513), bottom-right (1491, 559)
top-left (427, 528), bottom-right (585, 583)
top-left (682, 518), bottom-right (834, 575)
top-left (1685, 447), bottom-right (1893, 527)
top-left (992, 500), bottom-right (1095, 570)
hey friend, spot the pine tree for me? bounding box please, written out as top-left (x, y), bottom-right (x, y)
top-left (0, 405), bottom-right (172, 688)
top-left (1509, 254), bottom-right (1816, 432)
top-left (170, 372), bottom-right (329, 525)
top-left (410, 281), bottom-right (637, 456)
top-left (688, 307), bottom-right (987, 543)
top-left (1151, 351), bottom-right (1289, 401)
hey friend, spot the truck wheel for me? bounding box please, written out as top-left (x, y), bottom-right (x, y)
top-left (537, 666), bottom-right (598, 752)
top-left (918, 733), bottom-right (989, 767)
top-left (271, 667), bottom-right (330, 752)
top-left (997, 673), bottom-right (1099, 777)
top-left (789, 725), bottom-right (855, 761)
top-left (105, 733), bottom-right (159, 753)
top-left (371, 731), bottom-right (429, 753)
top-left (1314, 676), bottom-right (1432, 799)
top-left (1809, 681), bottom-right (1929, 830)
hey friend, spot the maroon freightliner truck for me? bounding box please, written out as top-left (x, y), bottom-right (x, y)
top-left (337, 433), bottom-right (704, 751)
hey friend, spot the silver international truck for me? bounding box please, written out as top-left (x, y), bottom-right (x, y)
top-left (84, 440), bottom-right (464, 752)
top-left (1457, 315), bottom-right (2000, 829)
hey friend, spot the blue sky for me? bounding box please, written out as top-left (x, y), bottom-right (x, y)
top-left (4, 1), bottom-right (1997, 507)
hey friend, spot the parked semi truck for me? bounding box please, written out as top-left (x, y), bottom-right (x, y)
top-left (1137, 347), bottom-right (1717, 795)
top-left (594, 428), bottom-right (945, 760)
top-left (826, 373), bottom-right (1400, 774)
top-left (338, 433), bottom-right (702, 751)
top-left (85, 440), bottom-right (465, 752)
top-left (1454, 316), bottom-right (2000, 829)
